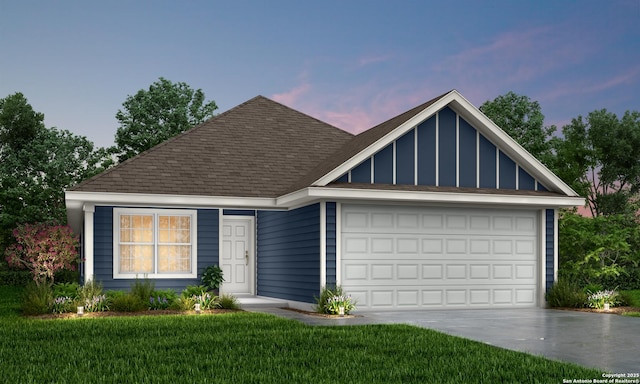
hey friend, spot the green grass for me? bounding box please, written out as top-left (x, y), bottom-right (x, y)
top-left (0, 286), bottom-right (602, 383)
top-left (621, 289), bottom-right (640, 307)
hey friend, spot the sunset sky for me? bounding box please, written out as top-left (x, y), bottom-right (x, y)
top-left (1, 0), bottom-right (638, 149)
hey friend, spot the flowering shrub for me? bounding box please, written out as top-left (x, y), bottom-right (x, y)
top-left (52, 296), bottom-right (74, 314)
top-left (149, 296), bottom-right (170, 310)
top-left (193, 291), bottom-right (220, 310)
top-left (326, 295), bottom-right (356, 315)
top-left (4, 223), bottom-right (79, 286)
top-left (84, 295), bottom-right (108, 312)
top-left (587, 289), bottom-right (621, 309)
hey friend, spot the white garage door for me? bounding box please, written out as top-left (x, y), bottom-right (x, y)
top-left (341, 204), bottom-right (538, 310)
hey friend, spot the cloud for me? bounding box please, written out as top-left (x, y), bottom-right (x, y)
top-left (271, 82), bottom-right (311, 106)
top-left (356, 54), bottom-right (392, 68)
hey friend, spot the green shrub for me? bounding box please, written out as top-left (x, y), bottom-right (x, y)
top-left (315, 285), bottom-right (356, 314)
top-left (201, 265), bottom-right (224, 292)
top-left (586, 289), bottom-right (621, 309)
top-left (148, 288), bottom-right (178, 310)
top-left (219, 294), bottom-right (240, 310)
top-left (79, 280), bottom-right (108, 312)
top-left (109, 293), bottom-right (147, 312)
top-left (545, 278), bottom-right (587, 308)
top-left (181, 285), bottom-right (207, 299)
top-left (21, 282), bottom-right (52, 315)
top-left (0, 269), bottom-right (31, 287)
top-left (130, 278), bottom-right (156, 302)
top-left (582, 283), bottom-right (603, 295)
top-left (619, 290), bottom-right (640, 307)
top-left (53, 282), bottom-right (80, 300)
top-left (173, 296), bottom-right (196, 311)
top-left (51, 296), bottom-right (74, 314)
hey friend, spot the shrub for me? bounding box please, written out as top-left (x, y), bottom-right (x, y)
top-left (173, 296), bottom-right (196, 311)
top-left (51, 296), bottom-right (74, 314)
top-left (0, 269), bottom-right (31, 287)
top-left (193, 291), bottom-right (220, 310)
top-left (53, 282), bottom-right (80, 300)
top-left (4, 223), bottom-right (79, 286)
top-left (21, 282), bottom-right (52, 315)
top-left (110, 293), bottom-right (147, 312)
top-left (181, 285), bottom-right (207, 299)
top-left (130, 278), bottom-right (155, 303)
top-left (315, 285), bottom-right (356, 314)
top-left (79, 280), bottom-right (108, 312)
top-left (218, 294), bottom-right (240, 310)
top-left (586, 289), bottom-right (621, 309)
top-left (201, 265), bottom-right (224, 292)
top-left (545, 278), bottom-right (587, 308)
top-left (149, 288), bottom-right (178, 310)
top-left (619, 290), bottom-right (640, 307)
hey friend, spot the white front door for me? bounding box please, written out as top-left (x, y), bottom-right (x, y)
top-left (221, 216), bottom-right (254, 295)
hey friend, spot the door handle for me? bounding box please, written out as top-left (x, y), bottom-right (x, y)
top-left (245, 250), bottom-right (249, 265)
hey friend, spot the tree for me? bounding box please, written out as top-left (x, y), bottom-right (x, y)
top-left (551, 109), bottom-right (640, 217)
top-left (480, 91), bottom-right (555, 165)
top-left (113, 77), bottom-right (218, 162)
top-left (0, 93), bottom-right (110, 250)
top-left (4, 223), bottom-right (80, 286)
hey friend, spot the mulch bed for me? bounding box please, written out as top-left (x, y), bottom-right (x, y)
top-left (28, 309), bottom-right (240, 320)
top-left (554, 306), bottom-right (640, 315)
top-left (282, 307), bottom-right (358, 318)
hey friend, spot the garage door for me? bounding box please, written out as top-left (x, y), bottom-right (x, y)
top-left (341, 204), bottom-right (538, 310)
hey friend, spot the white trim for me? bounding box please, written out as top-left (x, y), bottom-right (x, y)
top-left (414, 127), bottom-right (418, 185)
top-left (539, 209), bottom-right (547, 306)
top-left (310, 90), bottom-right (579, 197)
top-left (455, 114), bottom-right (460, 187)
top-left (496, 148), bottom-right (500, 189)
top-left (278, 186), bottom-right (585, 209)
top-left (83, 204), bottom-right (95, 284)
top-left (335, 202), bottom-right (342, 285)
top-left (370, 156), bottom-right (374, 184)
top-left (112, 208), bottom-right (198, 279)
top-left (435, 112), bottom-right (439, 186)
top-left (320, 201), bottom-right (327, 288)
top-left (392, 141), bottom-right (397, 185)
top-left (476, 130), bottom-right (480, 188)
top-left (516, 164), bottom-right (520, 190)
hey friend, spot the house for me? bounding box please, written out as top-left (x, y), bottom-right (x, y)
top-left (65, 90), bottom-right (583, 310)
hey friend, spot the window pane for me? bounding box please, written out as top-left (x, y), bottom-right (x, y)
top-left (158, 245), bottom-right (191, 273)
top-left (119, 245), bottom-right (153, 273)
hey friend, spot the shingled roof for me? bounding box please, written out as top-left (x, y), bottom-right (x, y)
top-left (70, 96), bottom-right (354, 197)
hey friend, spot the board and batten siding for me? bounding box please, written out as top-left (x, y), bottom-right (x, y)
top-left (336, 106), bottom-right (548, 191)
top-left (92, 206), bottom-right (218, 291)
top-left (257, 203), bottom-right (321, 303)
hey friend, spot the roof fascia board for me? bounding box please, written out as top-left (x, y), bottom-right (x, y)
top-left (447, 93), bottom-right (579, 197)
top-left (313, 91), bottom-right (459, 186)
top-left (65, 191), bottom-right (278, 210)
top-left (277, 187), bottom-right (585, 209)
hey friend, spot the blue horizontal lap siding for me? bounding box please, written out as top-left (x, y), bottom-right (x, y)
top-left (325, 202), bottom-right (337, 287)
top-left (92, 206), bottom-right (218, 292)
top-left (257, 204), bottom-right (321, 303)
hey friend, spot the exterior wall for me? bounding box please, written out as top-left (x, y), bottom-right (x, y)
top-left (92, 206), bottom-right (218, 291)
top-left (545, 209), bottom-right (555, 291)
top-left (336, 106), bottom-right (549, 191)
top-left (257, 203), bottom-right (321, 303)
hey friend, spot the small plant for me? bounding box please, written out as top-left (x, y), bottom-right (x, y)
top-left (131, 278), bottom-right (155, 303)
top-left (586, 289), bottom-right (620, 309)
top-left (315, 285), bottom-right (356, 314)
top-left (193, 291), bottom-right (220, 310)
top-left (201, 265), bottom-right (224, 292)
top-left (53, 282), bottom-right (80, 300)
top-left (182, 285), bottom-right (208, 299)
top-left (218, 294), bottom-right (240, 310)
top-left (174, 296), bottom-right (196, 311)
top-left (21, 281), bottom-right (53, 315)
top-left (80, 280), bottom-right (108, 312)
top-left (149, 296), bottom-right (170, 310)
top-left (110, 293), bottom-right (147, 312)
top-left (52, 296), bottom-right (74, 314)
top-left (545, 278), bottom-right (587, 308)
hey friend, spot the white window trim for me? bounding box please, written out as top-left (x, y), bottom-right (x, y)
top-left (113, 208), bottom-right (198, 279)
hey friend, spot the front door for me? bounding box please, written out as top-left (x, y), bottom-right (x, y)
top-left (221, 216), bottom-right (254, 294)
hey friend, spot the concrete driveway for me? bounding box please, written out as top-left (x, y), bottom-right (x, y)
top-left (250, 306), bottom-right (640, 373)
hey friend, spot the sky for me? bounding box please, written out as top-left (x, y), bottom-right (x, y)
top-left (1, 1), bottom-right (639, 150)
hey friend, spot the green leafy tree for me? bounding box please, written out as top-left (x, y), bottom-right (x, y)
top-left (551, 109), bottom-right (640, 217)
top-left (480, 91), bottom-right (555, 165)
top-left (0, 93), bottom-right (110, 249)
top-left (113, 77), bottom-right (218, 162)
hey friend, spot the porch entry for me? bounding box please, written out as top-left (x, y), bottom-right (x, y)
top-left (221, 216), bottom-right (254, 295)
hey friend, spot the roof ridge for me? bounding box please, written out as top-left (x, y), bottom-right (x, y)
top-left (260, 95), bottom-right (353, 135)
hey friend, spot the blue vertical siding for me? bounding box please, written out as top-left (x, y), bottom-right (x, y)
top-left (351, 158), bottom-right (372, 183)
top-left (478, 135), bottom-right (497, 188)
top-left (518, 167), bottom-right (536, 190)
top-left (257, 204), bottom-right (321, 303)
top-left (325, 202), bottom-right (337, 287)
top-left (395, 129), bottom-right (415, 185)
top-left (93, 207), bottom-right (218, 292)
top-left (499, 151), bottom-right (517, 189)
top-left (545, 209), bottom-right (555, 291)
top-left (417, 116), bottom-right (436, 185)
top-left (438, 107), bottom-right (457, 187)
top-left (373, 145), bottom-right (393, 184)
top-left (458, 118), bottom-right (477, 188)
top-left (336, 173), bottom-right (349, 183)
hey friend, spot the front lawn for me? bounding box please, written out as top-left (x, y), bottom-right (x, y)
top-left (0, 286), bottom-right (601, 383)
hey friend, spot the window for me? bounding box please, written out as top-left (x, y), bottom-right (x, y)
top-left (113, 208), bottom-right (197, 279)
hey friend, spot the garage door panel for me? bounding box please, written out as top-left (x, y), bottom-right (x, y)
top-left (341, 205), bottom-right (538, 310)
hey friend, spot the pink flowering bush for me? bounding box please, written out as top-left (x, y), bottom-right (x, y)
top-left (4, 223), bottom-right (80, 286)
